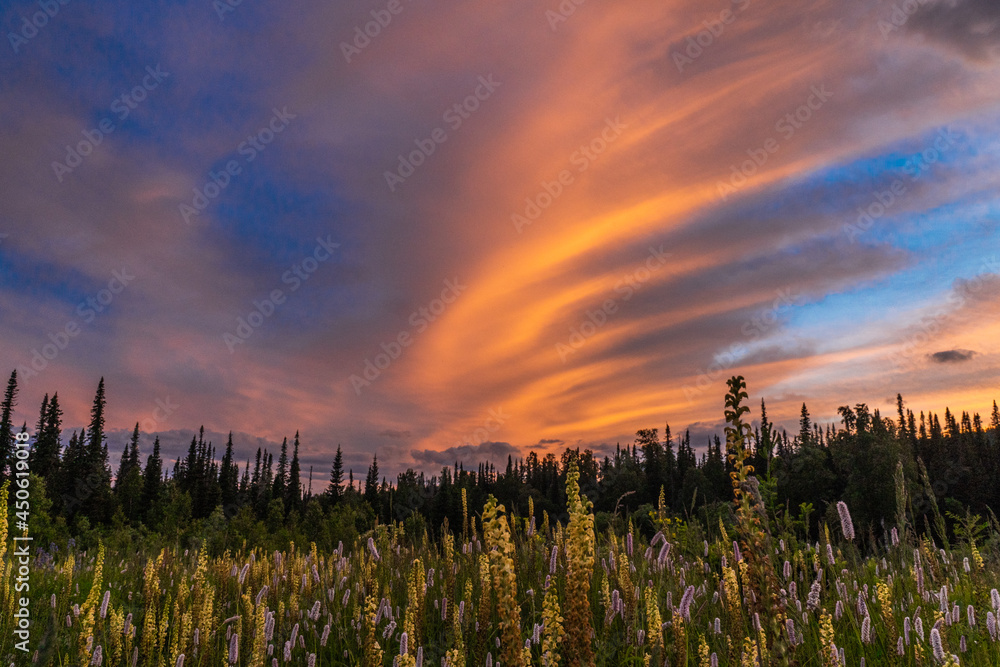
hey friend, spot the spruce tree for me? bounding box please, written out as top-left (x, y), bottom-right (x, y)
top-left (0, 370), bottom-right (19, 479)
top-left (364, 454), bottom-right (380, 511)
top-left (115, 424), bottom-right (144, 523)
top-left (142, 436), bottom-right (164, 513)
top-left (30, 392), bottom-right (63, 481)
top-left (273, 437), bottom-right (288, 501)
top-left (896, 394), bottom-right (907, 438)
top-left (286, 431), bottom-right (302, 512)
top-left (328, 444), bottom-right (344, 503)
top-left (220, 432), bottom-right (239, 509)
top-left (798, 403), bottom-right (812, 446)
top-left (82, 378), bottom-right (113, 522)
top-left (34, 394), bottom-right (49, 449)
top-left (759, 399), bottom-right (775, 463)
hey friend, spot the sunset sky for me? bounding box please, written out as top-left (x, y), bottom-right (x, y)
top-left (1, 0), bottom-right (998, 481)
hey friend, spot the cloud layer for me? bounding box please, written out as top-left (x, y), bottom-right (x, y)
top-left (1, 0), bottom-right (999, 479)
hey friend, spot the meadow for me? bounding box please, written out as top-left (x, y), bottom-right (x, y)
top-left (3, 378), bottom-right (1000, 666)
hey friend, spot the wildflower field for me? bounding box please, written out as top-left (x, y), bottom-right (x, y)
top-left (3, 378), bottom-right (1000, 666)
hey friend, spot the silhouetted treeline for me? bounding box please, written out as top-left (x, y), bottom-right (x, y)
top-left (2, 369), bottom-right (999, 551)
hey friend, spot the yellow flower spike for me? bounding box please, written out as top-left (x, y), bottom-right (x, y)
top-left (109, 606), bottom-right (124, 664)
top-left (0, 482), bottom-right (8, 563)
top-left (461, 487), bottom-right (469, 541)
top-left (483, 496), bottom-right (526, 667)
top-left (157, 592), bottom-right (171, 667)
top-left (971, 540), bottom-right (985, 570)
top-left (564, 461), bottom-right (596, 666)
top-left (403, 558), bottom-right (423, 652)
top-left (644, 588), bottom-right (663, 651)
top-left (363, 592), bottom-right (384, 667)
top-left (541, 582), bottom-right (565, 667)
top-left (875, 581), bottom-right (896, 645)
top-left (249, 597), bottom-right (266, 667)
top-left (77, 542), bottom-right (105, 666)
top-left (819, 610), bottom-right (838, 667)
top-left (446, 589), bottom-right (467, 667)
top-left (698, 634), bottom-right (711, 667)
top-left (673, 610), bottom-right (687, 665)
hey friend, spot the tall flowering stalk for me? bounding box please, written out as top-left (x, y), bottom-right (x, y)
top-left (836, 502), bottom-right (855, 541)
top-left (819, 611), bottom-right (838, 667)
top-left (724, 376), bottom-right (782, 657)
top-left (403, 558), bottom-right (425, 650)
top-left (0, 482), bottom-right (8, 563)
top-left (363, 591), bottom-right (384, 666)
top-left (445, 596), bottom-right (466, 667)
top-left (875, 581), bottom-right (898, 656)
top-left (78, 542), bottom-right (105, 666)
top-left (644, 587), bottom-right (663, 654)
top-left (564, 460), bottom-right (596, 666)
top-left (483, 495), bottom-right (527, 667)
top-left (672, 609), bottom-right (688, 665)
top-left (541, 580), bottom-right (565, 667)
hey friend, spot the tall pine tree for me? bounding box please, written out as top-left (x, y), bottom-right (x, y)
top-left (364, 454), bottom-right (380, 513)
top-left (799, 403), bottom-right (813, 446)
top-left (286, 431), bottom-right (302, 512)
top-left (0, 370), bottom-right (18, 480)
top-left (80, 378), bottom-right (113, 523)
top-left (142, 436), bottom-right (164, 517)
top-left (220, 432), bottom-right (239, 510)
top-left (273, 437), bottom-right (289, 502)
top-left (115, 424), bottom-right (144, 523)
top-left (328, 444), bottom-right (344, 504)
top-left (30, 392), bottom-right (63, 482)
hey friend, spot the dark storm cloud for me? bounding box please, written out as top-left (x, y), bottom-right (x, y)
top-left (411, 441), bottom-right (518, 467)
top-left (907, 0), bottom-right (1000, 61)
top-left (928, 349), bottom-right (978, 363)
